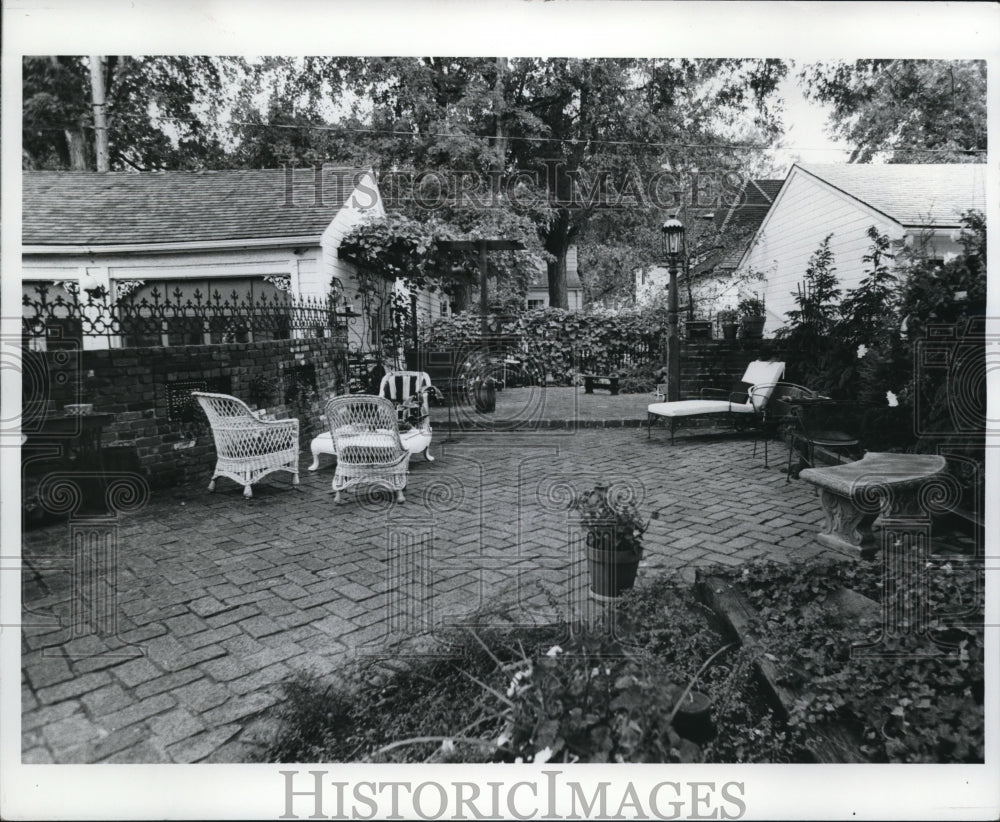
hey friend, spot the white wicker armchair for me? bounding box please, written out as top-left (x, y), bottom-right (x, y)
top-left (324, 394), bottom-right (410, 504)
top-left (192, 391), bottom-right (300, 498)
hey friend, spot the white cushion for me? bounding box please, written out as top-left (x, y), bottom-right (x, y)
top-left (338, 432), bottom-right (398, 449)
top-left (648, 400), bottom-right (753, 418)
top-left (742, 360), bottom-right (785, 387)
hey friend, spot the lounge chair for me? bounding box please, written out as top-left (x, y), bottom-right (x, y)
top-left (308, 372), bottom-right (437, 471)
top-left (647, 360), bottom-right (786, 445)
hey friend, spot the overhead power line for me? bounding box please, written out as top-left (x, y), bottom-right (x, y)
top-left (25, 115), bottom-right (986, 155)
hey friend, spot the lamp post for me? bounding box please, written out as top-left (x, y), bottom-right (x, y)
top-left (661, 218), bottom-right (686, 403)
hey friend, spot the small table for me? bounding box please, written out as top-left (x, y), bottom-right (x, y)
top-left (799, 452), bottom-right (947, 557)
top-left (22, 412), bottom-right (116, 520)
top-left (22, 413), bottom-right (114, 465)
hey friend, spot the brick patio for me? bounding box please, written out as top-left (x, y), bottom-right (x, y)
top-left (21, 393), bottom-right (837, 764)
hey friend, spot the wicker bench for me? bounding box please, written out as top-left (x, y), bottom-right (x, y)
top-left (583, 374), bottom-right (619, 395)
top-left (799, 452), bottom-right (947, 557)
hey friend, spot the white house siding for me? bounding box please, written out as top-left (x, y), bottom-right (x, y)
top-left (742, 172), bottom-right (903, 336)
top-left (525, 286), bottom-right (584, 310)
top-left (322, 176), bottom-right (387, 349)
top-left (741, 170), bottom-right (971, 336)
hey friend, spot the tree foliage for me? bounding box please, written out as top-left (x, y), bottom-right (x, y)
top-left (799, 59), bottom-right (987, 163)
top-left (23, 56), bottom-right (246, 171)
top-left (23, 55), bottom-right (789, 306)
top-left (242, 57), bottom-right (787, 307)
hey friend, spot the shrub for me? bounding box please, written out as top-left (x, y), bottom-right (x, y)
top-left (421, 307), bottom-right (663, 386)
top-left (715, 557), bottom-right (984, 763)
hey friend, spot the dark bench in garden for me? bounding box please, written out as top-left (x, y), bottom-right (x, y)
top-left (582, 374), bottom-right (619, 395)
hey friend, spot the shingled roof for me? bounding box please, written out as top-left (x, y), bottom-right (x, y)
top-left (23, 167), bottom-right (374, 247)
top-left (795, 163), bottom-right (986, 227)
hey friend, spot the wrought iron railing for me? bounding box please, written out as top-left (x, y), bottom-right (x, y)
top-left (22, 282), bottom-right (347, 349)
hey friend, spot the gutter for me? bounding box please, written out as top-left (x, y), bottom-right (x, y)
top-left (22, 235), bottom-right (324, 255)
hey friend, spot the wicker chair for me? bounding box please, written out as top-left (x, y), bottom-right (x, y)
top-left (192, 391), bottom-right (299, 498)
top-left (324, 394), bottom-right (410, 504)
top-left (378, 370), bottom-right (435, 462)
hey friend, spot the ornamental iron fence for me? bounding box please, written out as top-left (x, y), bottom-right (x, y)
top-left (22, 281), bottom-right (347, 350)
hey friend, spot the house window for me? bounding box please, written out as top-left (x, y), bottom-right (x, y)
top-left (22, 281), bottom-right (86, 352)
top-left (527, 299), bottom-right (546, 310)
top-left (117, 277), bottom-right (286, 347)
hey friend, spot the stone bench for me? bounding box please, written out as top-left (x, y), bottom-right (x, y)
top-left (583, 374), bottom-right (619, 395)
top-left (799, 452), bottom-right (947, 557)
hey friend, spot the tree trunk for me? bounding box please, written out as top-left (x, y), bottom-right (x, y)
top-left (89, 56), bottom-right (110, 172)
top-left (547, 254), bottom-right (568, 310)
top-left (65, 128), bottom-right (88, 170)
top-left (545, 210), bottom-right (572, 310)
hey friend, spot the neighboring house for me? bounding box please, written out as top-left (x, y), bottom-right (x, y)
top-left (635, 179), bottom-right (783, 313)
top-left (736, 163), bottom-right (987, 335)
top-left (21, 167), bottom-right (394, 351)
top-left (525, 246), bottom-right (584, 311)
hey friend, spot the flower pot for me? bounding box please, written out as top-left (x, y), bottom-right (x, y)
top-left (739, 316), bottom-right (766, 339)
top-left (585, 541), bottom-right (642, 600)
top-left (685, 320), bottom-right (713, 340)
top-left (720, 322), bottom-right (738, 341)
top-left (672, 690), bottom-right (716, 744)
top-left (473, 377), bottom-right (496, 413)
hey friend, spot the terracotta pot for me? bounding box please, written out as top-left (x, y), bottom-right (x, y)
top-left (473, 378), bottom-right (496, 413)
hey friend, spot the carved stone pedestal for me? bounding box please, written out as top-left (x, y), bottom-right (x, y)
top-left (800, 452), bottom-right (948, 558)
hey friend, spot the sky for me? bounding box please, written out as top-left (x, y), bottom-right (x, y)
top-left (771, 72), bottom-right (853, 172)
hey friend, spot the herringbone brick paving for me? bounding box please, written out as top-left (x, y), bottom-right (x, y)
top-left (22, 412), bottom-right (835, 763)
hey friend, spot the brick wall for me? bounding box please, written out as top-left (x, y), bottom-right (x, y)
top-left (27, 338), bottom-right (349, 490)
top-left (679, 340), bottom-right (788, 398)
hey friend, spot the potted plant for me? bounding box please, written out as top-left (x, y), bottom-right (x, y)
top-left (737, 297), bottom-right (766, 339)
top-left (684, 315), bottom-right (713, 340)
top-left (716, 309), bottom-right (738, 341)
top-left (571, 484), bottom-right (649, 600)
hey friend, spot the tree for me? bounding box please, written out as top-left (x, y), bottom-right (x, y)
top-left (775, 234), bottom-right (846, 395)
top-left (261, 57), bottom-right (787, 308)
top-left (23, 56), bottom-right (246, 170)
top-left (22, 56), bottom-right (789, 307)
top-left (838, 226), bottom-right (897, 346)
top-left (798, 59), bottom-right (987, 163)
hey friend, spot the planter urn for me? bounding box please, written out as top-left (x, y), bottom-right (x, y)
top-left (739, 316), bottom-right (766, 339)
top-left (685, 320), bottom-right (713, 340)
top-left (584, 524), bottom-right (642, 600)
top-left (672, 690), bottom-right (716, 744)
